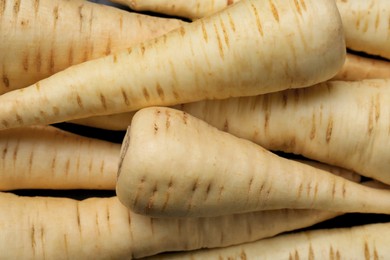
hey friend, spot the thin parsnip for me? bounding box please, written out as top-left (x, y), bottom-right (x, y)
top-left (110, 0), bottom-right (240, 20)
top-left (336, 0), bottom-right (390, 59)
top-left (150, 222), bottom-right (390, 259)
top-left (116, 107), bottom-right (390, 217)
top-left (69, 111), bottom-right (136, 130)
top-left (179, 79), bottom-right (390, 185)
top-left (0, 0), bottom-right (183, 93)
top-left (0, 126), bottom-right (120, 190)
top-left (0, 0), bottom-right (345, 130)
top-left (0, 192), bottom-right (343, 259)
top-left (332, 53), bottom-right (390, 81)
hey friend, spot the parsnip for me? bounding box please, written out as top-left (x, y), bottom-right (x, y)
top-left (110, 0), bottom-right (240, 20)
top-left (332, 53), bottom-right (390, 81)
top-left (0, 0), bottom-right (345, 130)
top-left (179, 79), bottom-right (390, 185)
top-left (150, 222), bottom-right (390, 259)
top-left (0, 192), bottom-right (341, 259)
top-left (116, 107), bottom-right (390, 217)
top-left (0, 126), bottom-right (120, 190)
top-left (0, 0), bottom-right (183, 93)
top-left (336, 0), bottom-right (390, 59)
top-left (69, 111), bottom-right (136, 130)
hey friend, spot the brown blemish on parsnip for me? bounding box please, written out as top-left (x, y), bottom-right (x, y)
top-left (294, 0), bottom-right (302, 16)
top-left (13, 0), bottom-right (21, 16)
top-left (76, 94), bottom-right (83, 108)
top-left (143, 88), bottom-right (150, 101)
top-left (156, 83), bottom-right (165, 100)
top-left (227, 12), bottom-right (236, 32)
top-left (250, 2), bottom-right (263, 37)
top-left (99, 93), bottom-right (107, 110)
top-left (326, 117), bottom-right (333, 143)
top-left (120, 88), bottom-right (130, 106)
top-left (201, 20), bottom-right (208, 42)
top-left (269, 0), bottom-right (279, 22)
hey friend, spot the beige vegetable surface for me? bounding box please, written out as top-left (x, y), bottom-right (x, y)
top-left (150, 222), bottom-right (390, 259)
top-left (0, 192), bottom-right (343, 259)
top-left (178, 79), bottom-right (390, 185)
top-left (336, 0), bottom-right (390, 59)
top-left (0, 0), bottom-right (183, 93)
top-left (116, 107), bottom-right (390, 218)
top-left (0, 125), bottom-right (120, 190)
top-left (333, 53), bottom-right (390, 81)
top-left (0, 0), bottom-right (345, 130)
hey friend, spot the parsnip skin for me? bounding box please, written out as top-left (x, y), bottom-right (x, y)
top-left (0, 126), bottom-right (120, 190)
top-left (0, 0), bottom-right (345, 130)
top-left (0, 193), bottom-right (340, 259)
top-left (111, 0), bottom-right (240, 20)
top-left (180, 80), bottom-right (390, 184)
top-left (116, 107), bottom-right (390, 218)
top-left (0, 0), bottom-right (183, 93)
top-left (333, 53), bottom-right (390, 81)
top-left (150, 222), bottom-right (390, 259)
top-left (336, 0), bottom-right (390, 59)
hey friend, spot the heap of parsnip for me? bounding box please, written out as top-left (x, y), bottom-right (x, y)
top-left (1, 0), bottom-right (390, 259)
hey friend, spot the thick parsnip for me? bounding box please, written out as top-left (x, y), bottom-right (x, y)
top-left (0, 0), bottom-right (183, 93)
top-left (0, 0), bottom-right (345, 130)
top-left (151, 222), bottom-right (390, 259)
top-left (0, 192), bottom-right (342, 259)
top-left (333, 53), bottom-right (390, 81)
top-left (336, 0), bottom-right (390, 59)
top-left (179, 79), bottom-right (390, 184)
top-left (116, 107), bottom-right (390, 217)
top-left (110, 0), bottom-right (240, 20)
top-left (0, 126), bottom-right (120, 190)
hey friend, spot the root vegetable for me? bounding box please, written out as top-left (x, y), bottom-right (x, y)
top-left (336, 0), bottom-right (390, 59)
top-left (0, 192), bottom-right (341, 259)
top-left (116, 107), bottom-right (390, 217)
top-left (150, 222), bottom-right (390, 259)
top-left (0, 126), bottom-right (120, 190)
top-left (110, 0), bottom-right (240, 20)
top-left (0, 0), bottom-right (345, 130)
top-left (0, 0), bottom-right (183, 93)
top-left (332, 53), bottom-right (390, 81)
top-left (179, 79), bottom-right (390, 185)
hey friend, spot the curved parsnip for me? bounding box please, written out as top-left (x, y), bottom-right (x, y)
top-left (0, 126), bottom-right (120, 190)
top-left (111, 0), bottom-right (240, 20)
top-left (336, 0), bottom-right (390, 59)
top-left (116, 107), bottom-right (390, 218)
top-left (179, 79), bottom-right (390, 184)
top-left (0, 193), bottom-right (341, 259)
top-left (0, 0), bottom-right (183, 93)
top-left (0, 0), bottom-right (345, 130)
top-left (152, 222), bottom-right (390, 259)
top-left (333, 53), bottom-right (390, 81)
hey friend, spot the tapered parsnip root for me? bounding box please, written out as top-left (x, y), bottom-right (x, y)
top-left (0, 193), bottom-right (342, 259)
top-left (0, 0), bottom-right (183, 93)
top-left (179, 79), bottom-right (390, 184)
top-left (0, 0), bottom-right (345, 130)
top-left (0, 126), bottom-right (120, 190)
top-left (69, 111), bottom-right (136, 130)
top-left (116, 107), bottom-right (390, 217)
top-left (110, 0), bottom-right (240, 20)
top-left (332, 53), bottom-right (390, 81)
top-left (151, 222), bottom-right (390, 259)
top-left (336, 0), bottom-right (390, 59)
